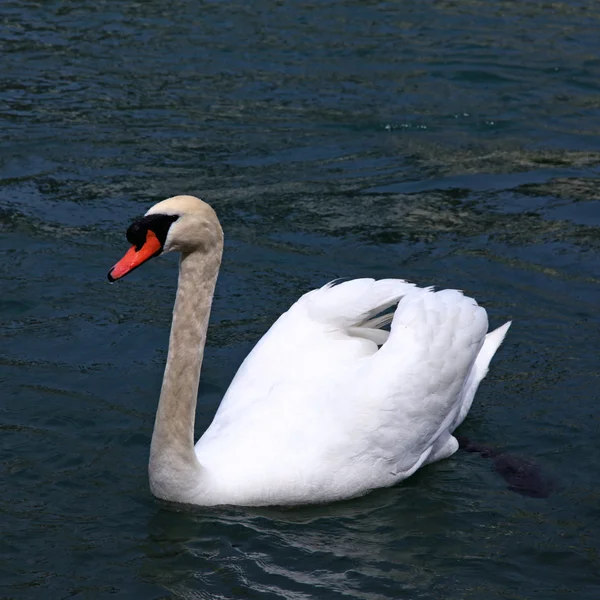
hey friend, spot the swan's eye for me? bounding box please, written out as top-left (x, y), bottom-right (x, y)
top-left (126, 220), bottom-right (147, 250)
top-left (126, 214), bottom-right (179, 251)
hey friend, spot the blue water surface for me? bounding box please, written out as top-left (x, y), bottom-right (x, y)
top-left (1, 1), bottom-right (600, 598)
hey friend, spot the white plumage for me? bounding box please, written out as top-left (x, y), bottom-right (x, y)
top-left (195, 279), bottom-right (510, 505)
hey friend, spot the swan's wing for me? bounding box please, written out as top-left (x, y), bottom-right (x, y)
top-left (338, 288), bottom-right (491, 479)
top-left (206, 278), bottom-right (419, 424)
top-left (196, 285), bottom-right (508, 504)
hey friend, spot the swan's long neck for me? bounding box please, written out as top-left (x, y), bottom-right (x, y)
top-left (149, 246), bottom-right (222, 503)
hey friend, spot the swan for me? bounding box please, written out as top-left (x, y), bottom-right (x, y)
top-left (108, 195), bottom-right (511, 507)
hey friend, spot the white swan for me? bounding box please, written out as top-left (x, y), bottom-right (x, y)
top-left (108, 195), bottom-right (511, 506)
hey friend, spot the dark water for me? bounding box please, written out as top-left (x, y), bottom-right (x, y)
top-left (2, 0), bottom-right (600, 598)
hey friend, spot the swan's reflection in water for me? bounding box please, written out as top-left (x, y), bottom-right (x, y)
top-left (141, 470), bottom-right (528, 600)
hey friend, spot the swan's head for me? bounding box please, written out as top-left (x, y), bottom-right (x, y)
top-left (107, 195), bottom-right (222, 282)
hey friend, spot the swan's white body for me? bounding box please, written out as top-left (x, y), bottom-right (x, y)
top-left (110, 196), bottom-right (510, 507)
top-left (194, 280), bottom-right (509, 505)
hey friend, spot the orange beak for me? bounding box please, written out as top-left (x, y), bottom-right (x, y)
top-left (107, 230), bottom-right (162, 282)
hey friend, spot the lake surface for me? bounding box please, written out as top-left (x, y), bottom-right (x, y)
top-left (2, 0), bottom-right (600, 598)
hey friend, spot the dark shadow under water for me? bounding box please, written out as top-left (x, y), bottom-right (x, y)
top-left (457, 436), bottom-right (555, 499)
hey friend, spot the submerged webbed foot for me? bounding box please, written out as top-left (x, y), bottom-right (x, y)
top-left (457, 436), bottom-right (554, 498)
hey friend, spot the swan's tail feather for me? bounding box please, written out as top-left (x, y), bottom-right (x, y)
top-left (475, 321), bottom-right (512, 381)
top-left (451, 320), bottom-right (511, 431)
